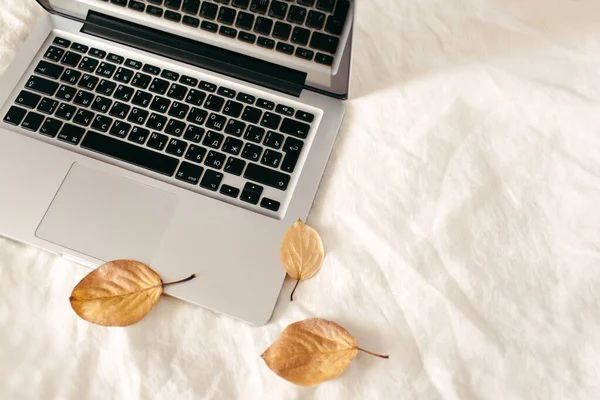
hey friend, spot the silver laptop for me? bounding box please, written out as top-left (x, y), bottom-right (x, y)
top-left (0, 0), bottom-right (353, 325)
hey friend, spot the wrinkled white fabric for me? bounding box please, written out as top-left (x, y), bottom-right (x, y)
top-left (2, 0), bottom-right (600, 399)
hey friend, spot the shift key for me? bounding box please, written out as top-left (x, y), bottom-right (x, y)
top-left (24, 75), bottom-right (59, 96)
top-left (244, 162), bottom-right (290, 191)
top-left (34, 60), bottom-right (65, 79)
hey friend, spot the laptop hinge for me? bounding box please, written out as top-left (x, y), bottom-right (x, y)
top-left (81, 11), bottom-right (307, 97)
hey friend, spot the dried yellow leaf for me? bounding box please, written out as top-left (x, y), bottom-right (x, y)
top-left (261, 318), bottom-right (388, 387)
top-left (69, 260), bottom-right (195, 327)
top-left (280, 219), bottom-right (324, 301)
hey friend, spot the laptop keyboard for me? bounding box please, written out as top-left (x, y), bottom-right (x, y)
top-left (96, 0), bottom-right (350, 66)
top-left (3, 37), bottom-right (318, 215)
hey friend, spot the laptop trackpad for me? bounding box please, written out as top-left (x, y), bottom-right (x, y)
top-left (36, 163), bottom-right (177, 264)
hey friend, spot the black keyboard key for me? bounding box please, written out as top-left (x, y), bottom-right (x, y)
top-left (200, 2), bottom-right (218, 19)
top-left (114, 84), bottom-right (135, 101)
top-left (250, 0), bottom-right (269, 14)
top-left (165, 10), bottom-right (182, 22)
top-left (143, 65), bottom-right (161, 75)
top-left (287, 5), bottom-right (307, 24)
top-left (165, 119), bottom-right (187, 136)
top-left (310, 32), bottom-right (339, 54)
top-left (82, 131), bottom-right (179, 176)
top-left (109, 120), bottom-right (132, 138)
top-left (111, 0), bottom-right (128, 6)
top-left (276, 42), bottom-right (294, 55)
top-left (125, 59), bottom-right (143, 70)
top-left (242, 142), bottom-right (263, 161)
top-left (128, 126), bottom-right (150, 144)
top-left (44, 46), bottom-right (64, 62)
top-left (161, 70), bottom-right (180, 81)
top-left (260, 197), bottom-right (280, 211)
top-left (182, 0), bottom-right (200, 14)
top-left (74, 90), bottom-right (95, 107)
top-left (291, 27), bottom-right (310, 46)
top-left (37, 97), bottom-right (59, 114)
top-left (200, 169), bottom-right (224, 191)
top-left (295, 47), bottom-right (314, 61)
top-left (91, 95), bottom-right (113, 113)
top-left (55, 103), bottom-right (76, 120)
top-left (263, 130), bottom-right (283, 149)
top-left (168, 101), bottom-right (190, 119)
top-left (129, 0), bottom-right (146, 11)
top-left (298, 0), bottom-right (314, 4)
top-left (182, 15), bottom-right (200, 27)
top-left (201, 20), bottom-right (219, 32)
top-left (236, 11), bottom-right (255, 29)
top-left (217, 87), bottom-right (236, 98)
top-left (224, 157), bottom-right (246, 175)
top-left (219, 6), bottom-right (237, 24)
top-left (206, 113), bottom-right (226, 131)
top-left (57, 85), bottom-right (77, 101)
top-left (109, 101), bottom-right (131, 119)
top-left (244, 162), bottom-right (290, 190)
top-left (203, 130), bottom-right (224, 149)
top-left (219, 26), bottom-right (238, 38)
top-left (132, 90), bottom-right (153, 107)
top-left (281, 117), bottom-right (309, 138)
top-left (240, 182), bottom-right (263, 205)
top-left (96, 62), bottom-right (117, 78)
top-left (315, 53), bottom-right (334, 66)
top-left (15, 90), bottom-right (41, 109)
top-left (220, 185), bottom-right (240, 198)
top-left (147, 113), bottom-right (168, 130)
top-left (149, 78), bottom-right (170, 95)
top-left (99, 54), bottom-right (118, 66)
top-left (223, 100), bottom-right (243, 118)
top-left (61, 51), bottom-right (82, 67)
top-left (236, 92), bottom-right (255, 104)
top-left (257, 36), bottom-right (275, 49)
top-left (183, 125), bottom-right (205, 143)
top-left (166, 138), bottom-right (188, 157)
top-left (241, 106), bottom-right (261, 123)
top-left (184, 89), bottom-right (206, 107)
top-left (167, 84), bottom-right (188, 100)
top-left (96, 79), bottom-right (117, 96)
top-left (325, 0), bottom-right (350, 35)
top-left (232, 0), bottom-right (250, 8)
top-left (180, 75), bottom-right (199, 87)
top-left (281, 135), bottom-right (303, 172)
top-left (224, 119), bottom-right (245, 137)
top-left (73, 109), bottom-right (94, 126)
top-left (146, 5), bottom-right (164, 17)
top-left (205, 95), bottom-right (225, 112)
top-left (185, 144), bottom-right (207, 163)
top-left (199, 81), bottom-right (217, 92)
top-left (78, 74), bottom-right (99, 91)
top-left (244, 124), bottom-right (265, 143)
top-left (89, 48), bottom-right (107, 58)
top-left (35, 60), bottom-right (64, 79)
top-left (131, 72), bottom-right (152, 89)
top-left (128, 107), bottom-right (150, 125)
top-left (147, 132), bottom-right (169, 150)
top-left (165, 0), bottom-right (182, 9)
top-left (273, 21), bottom-right (292, 40)
top-left (187, 107), bottom-right (208, 125)
top-left (254, 16), bottom-right (273, 35)
top-left (261, 149), bottom-right (282, 168)
top-left (316, 0), bottom-right (334, 12)
top-left (78, 56), bottom-right (99, 73)
top-left (295, 110), bottom-right (314, 123)
top-left (39, 117), bottom-right (62, 137)
top-left (275, 104), bottom-right (294, 116)
top-left (58, 123), bottom-right (86, 145)
top-left (91, 114), bottom-right (113, 132)
top-left (222, 136), bottom-right (243, 155)
top-left (26, 75), bottom-right (59, 96)
top-left (204, 150), bottom-right (227, 169)
top-left (21, 111), bottom-right (45, 131)
top-left (176, 162), bottom-right (204, 185)
top-left (114, 67), bottom-right (134, 83)
top-left (256, 98), bottom-right (275, 110)
top-left (269, 1), bottom-right (288, 19)
top-left (53, 37), bottom-right (71, 48)
top-left (150, 96), bottom-right (172, 113)
top-left (3, 106), bottom-right (27, 126)
top-left (60, 68), bottom-right (81, 85)
top-left (306, 10), bottom-right (325, 30)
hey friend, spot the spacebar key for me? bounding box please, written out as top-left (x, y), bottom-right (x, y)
top-left (244, 163), bottom-right (290, 191)
top-left (81, 132), bottom-right (179, 176)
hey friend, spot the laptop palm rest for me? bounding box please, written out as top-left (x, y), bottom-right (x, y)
top-left (36, 163), bottom-right (177, 264)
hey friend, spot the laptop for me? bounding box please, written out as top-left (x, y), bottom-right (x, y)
top-left (0, 0), bottom-right (353, 325)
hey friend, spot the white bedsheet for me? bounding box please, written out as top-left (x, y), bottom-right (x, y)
top-left (2, 0), bottom-right (600, 399)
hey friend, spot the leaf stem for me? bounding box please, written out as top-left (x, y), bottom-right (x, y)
top-left (163, 274), bottom-right (196, 287)
top-left (290, 279), bottom-right (300, 302)
top-left (357, 348), bottom-right (389, 359)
